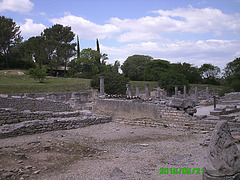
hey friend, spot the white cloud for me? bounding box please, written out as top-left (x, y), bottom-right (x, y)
top-left (0, 0), bottom-right (34, 13)
top-left (48, 7), bottom-right (240, 43)
top-left (50, 13), bottom-right (121, 40)
top-left (47, 7), bottom-right (240, 69)
top-left (20, 19), bottom-right (46, 38)
top-left (102, 39), bottom-right (240, 69)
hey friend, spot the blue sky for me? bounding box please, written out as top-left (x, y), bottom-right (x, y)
top-left (1, 0), bottom-right (240, 69)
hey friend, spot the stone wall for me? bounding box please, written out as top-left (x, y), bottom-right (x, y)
top-left (0, 108), bottom-right (82, 126)
top-left (0, 111), bottom-right (112, 138)
top-left (0, 92), bottom-right (91, 111)
top-left (93, 99), bottom-right (194, 129)
top-left (0, 97), bottom-right (73, 112)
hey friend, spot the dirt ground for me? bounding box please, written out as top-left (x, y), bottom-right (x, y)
top-left (0, 120), bottom-right (212, 180)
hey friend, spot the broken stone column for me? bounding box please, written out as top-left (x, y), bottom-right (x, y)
top-left (136, 86), bottom-right (139, 97)
top-left (195, 86), bottom-right (198, 101)
top-left (178, 90), bottom-right (181, 98)
top-left (206, 86), bottom-right (209, 100)
top-left (126, 84), bottom-right (132, 96)
top-left (184, 85), bottom-right (187, 99)
top-left (174, 85), bottom-right (178, 97)
top-left (145, 84), bottom-right (150, 99)
top-left (157, 86), bottom-right (161, 100)
top-left (100, 76), bottom-right (105, 96)
top-left (203, 120), bottom-right (240, 180)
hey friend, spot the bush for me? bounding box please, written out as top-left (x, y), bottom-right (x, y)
top-left (158, 72), bottom-right (190, 96)
top-left (91, 72), bottom-right (129, 94)
top-left (29, 65), bottom-right (48, 83)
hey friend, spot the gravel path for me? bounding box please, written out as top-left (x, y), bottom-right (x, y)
top-left (0, 120), bottom-right (210, 180)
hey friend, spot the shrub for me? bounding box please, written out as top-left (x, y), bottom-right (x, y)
top-left (29, 65), bottom-right (48, 83)
top-left (91, 72), bottom-right (129, 94)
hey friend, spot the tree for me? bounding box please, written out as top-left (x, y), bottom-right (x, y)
top-left (144, 59), bottom-right (170, 81)
top-left (42, 24), bottom-right (76, 74)
top-left (223, 57), bottom-right (240, 92)
top-left (199, 63), bottom-right (221, 85)
top-left (158, 72), bottom-right (190, 96)
top-left (223, 57), bottom-right (240, 78)
top-left (23, 36), bottom-right (47, 69)
top-left (0, 16), bottom-right (22, 69)
top-left (91, 72), bottom-right (129, 94)
top-left (29, 64), bottom-right (48, 83)
top-left (121, 55), bottom-right (152, 81)
top-left (77, 35), bottom-right (80, 58)
top-left (170, 63), bottom-right (201, 84)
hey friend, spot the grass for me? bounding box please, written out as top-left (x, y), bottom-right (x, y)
top-left (0, 69), bottom-right (224, 94)
top-left (190, 84), bottom-right (223, 90)
top-left (0, 70), bottom-right (91, 94)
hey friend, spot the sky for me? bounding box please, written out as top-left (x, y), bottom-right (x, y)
top-left (1, 0), bottom-right (240, 70)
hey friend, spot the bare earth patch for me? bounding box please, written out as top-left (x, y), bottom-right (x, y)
top-left (0, 120), bottom-right (210, 180)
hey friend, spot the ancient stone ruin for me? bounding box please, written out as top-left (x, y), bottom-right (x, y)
top-left (203, 120), bottom-right (240, 180)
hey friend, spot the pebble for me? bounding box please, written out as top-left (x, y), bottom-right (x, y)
top-left (33, 170), bottom-right (41, 174)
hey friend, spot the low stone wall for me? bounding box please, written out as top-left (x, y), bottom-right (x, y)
top-left (0, 113), bottom-right (112, 138)
top-left (0, 108), bottom-right (82, 126)
top-left (221, 92), bottom-right (240, 101)
top-left (0, 92), bottom-right (90, 102)
top-left (93, 99), bottom-right (194, 129)
top-left (0, 97), bottom-right (74, 112)
top-left (0, 92), bottom-right (91, 110)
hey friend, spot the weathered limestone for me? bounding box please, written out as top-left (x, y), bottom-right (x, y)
top-left (195, 86), bottom-right (198, 101)
top-left (157, 86), bottom-right (161, 100)
top-left (203, 121), bottom-right (240, 179)
top-left (126, 84), bottom-right (132, 96)
top-left (184, 85), bottom-right (187, 99)
top-left (168, 98), bottom-right (196, 115)
top-left (145, 84), bottom-right (150, 99)
top-left (206, 86), bottom-right (210, 100)
top-left (100, 76), bottom-right (105, 96)
top-left (136, 86), bottom-right (140, 97)
top-left (174, 86), bottom-right (178, 97)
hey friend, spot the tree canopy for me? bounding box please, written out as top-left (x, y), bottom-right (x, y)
top-left (0, 16), bottom-right (22, 69)
top-left (144, 59), bottom-right (170, 81)
top-left (121, 55), bottom-right (153, 81)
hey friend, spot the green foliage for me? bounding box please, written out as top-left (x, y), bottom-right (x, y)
top-left (170, 63), bottom-right (201, 84)
top-left (68, 48), bottom-right (109, 78)
top-left (29, 65), bottom-right (48, 83)
top-left (158, 72), bottom-right (190, 95)
top-left (223, 57), bottom-right (240, 79)
top-left (199, 63), bottom-right (221, 85)
top-left (0, 16), bottom-right (23, 69)
top-left (223, 58), bottom-right (240, 92)
top-left (121, 55), bottom-right (152, 81)
top-left (91, 72), bottom-right (129, 94)
top-left (144, 59), bottom-right (170, 81)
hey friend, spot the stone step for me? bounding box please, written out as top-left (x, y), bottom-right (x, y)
top-left (0, 109), bottom-right (92, 125)
top-left (0, 113), bottom-right (112, 138)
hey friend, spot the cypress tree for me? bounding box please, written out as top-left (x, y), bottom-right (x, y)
top-left (96, 38), bottom-right (100, 53)
top-left (77, 35), bottom-right (80, 58)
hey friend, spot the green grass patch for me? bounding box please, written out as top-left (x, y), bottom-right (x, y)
top-left (0, 70), bottom-right (91, 94)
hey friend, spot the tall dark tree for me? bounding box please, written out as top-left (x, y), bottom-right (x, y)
top-left (23, 36), bottom-right (47, 69)
top-left (96, 38), bottom-right (100, 53)
top-left (96, 38), bottom-right (101, 67)
top-left (42, 24), bottom-right (76, 73)
top-left (0, 16), bottom-right (22, 69)
top-left (77, 35), bottom-right (80, 58)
